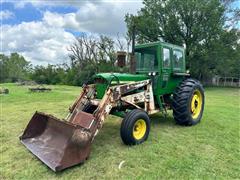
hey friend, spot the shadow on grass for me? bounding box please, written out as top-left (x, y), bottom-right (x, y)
top-left (150, 112), bottom-right (176, 127)
top-left (91, 112), bottom-right (179, 149)
top-left (54, 162), bottom-right (86, 176)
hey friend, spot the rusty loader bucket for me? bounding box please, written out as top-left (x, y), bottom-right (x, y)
top-left (20, 111), bottom-right (96, 171)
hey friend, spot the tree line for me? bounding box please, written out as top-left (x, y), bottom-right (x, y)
top-left (0, 0), bottom-right (239, 85)
top-left (0, 35), bottom-right (128, 85)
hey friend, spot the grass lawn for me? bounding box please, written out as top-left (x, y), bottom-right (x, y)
top-left (0, 83), bottom-right (239, 179)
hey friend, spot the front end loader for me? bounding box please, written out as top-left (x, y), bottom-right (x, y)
top-left (20, 41), bottom-right (204, 171)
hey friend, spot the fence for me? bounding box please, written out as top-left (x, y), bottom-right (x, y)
top-left (203, 76), bottom-right (240, 87)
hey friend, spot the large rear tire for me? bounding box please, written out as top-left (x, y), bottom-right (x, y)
top-left (172, 78), bottom-right (204, 126)
top-left (120, 109), bottom-right (150, 145)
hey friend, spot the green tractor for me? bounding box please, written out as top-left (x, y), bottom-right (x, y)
top-left (20, 41), bottom-right (204, 171)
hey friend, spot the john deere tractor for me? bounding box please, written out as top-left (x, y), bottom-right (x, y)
top-left (20, 41), bottom-right (204, 171)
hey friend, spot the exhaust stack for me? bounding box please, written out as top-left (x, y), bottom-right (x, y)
top-left (130, 25), bottom-right (136, 73)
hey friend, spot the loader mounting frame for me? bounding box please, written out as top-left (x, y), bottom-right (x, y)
top-left (68, 79), bottom-right (158, 141)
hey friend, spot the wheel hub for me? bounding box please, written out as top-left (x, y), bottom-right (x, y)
top-left (191, 90), bottom-right (203, 119)
top-left (133, 119), bottom-right (146, 140)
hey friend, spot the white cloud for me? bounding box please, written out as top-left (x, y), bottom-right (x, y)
top-left (1, 21), bottom-right (75, 65)
top-left (16, 0), bottom-right (143, 35)
top-left (43, 11), bottom-right (79, 30)
top-left (76, 1), bottom-right (142, 35)
top-left (0, 10), bottom-right (15, 20)
top-left (1, 1), bottom-right (143, 65)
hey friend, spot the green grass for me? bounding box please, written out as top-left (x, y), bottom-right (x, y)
top-left (0, 83), bottom-right (239, 179)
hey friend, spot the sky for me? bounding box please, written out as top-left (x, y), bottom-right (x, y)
top-left (1, 1), bottom-right (239, 66)
top-left (0, 0), bottom-right (143, 65)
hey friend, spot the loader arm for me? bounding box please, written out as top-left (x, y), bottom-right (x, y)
top-left (68, 79), bottom-right (158, 139)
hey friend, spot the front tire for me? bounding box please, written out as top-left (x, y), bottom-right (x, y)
top-left (172, 78), bottom-right (204, 126)
top-left (120, 109), bottom-right (150, 145)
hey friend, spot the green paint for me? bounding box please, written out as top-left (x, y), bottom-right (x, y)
top-left (94, 41), bottom-right (187, 104)
top-left (94, 73), bottom-right (149, 99)
top-left (94, 73), bottom-right (149, 82)
top-left (111, 110), bottom-right (126, 118)
top-left (95, 83), bottom-right (108, 99)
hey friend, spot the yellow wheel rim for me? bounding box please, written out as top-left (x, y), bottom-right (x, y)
top-left (133, 119), bottom-right (147, 140)
top-left (191, 89), bottom-right (203, 119)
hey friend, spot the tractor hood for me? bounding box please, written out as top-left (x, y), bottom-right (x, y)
top-left (94, 73), bottom-right (149, 98)
top-left (94, 73), bottom-right (149, 83)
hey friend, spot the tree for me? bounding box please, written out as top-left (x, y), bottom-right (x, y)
top-left (68, 34), bottom-right (117, 68)
top-left (125, 0), bottom-right (239, 79)
top-left (223, 0), bottom-right (240, 29)
top-left (68, 35), bottom-right (99, 68)
top-left (0, 54), bottom-right (9, 82)
top-left (97, 35), bottom-right (116, 65)
top-left (30, 64), bottom-right (67, 85)
top-left (0, 53), bottom-right (31, 82)
top-left (206, 29), bottom-right (240, 77)
top-left (67, 34), bottom-right (125, 85)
